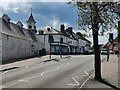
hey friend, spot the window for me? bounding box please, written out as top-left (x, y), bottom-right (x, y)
top-left (28, 25), bottom-right (32, 29)
top-left (48, 35), bottom-right (54, 43)
top-left (60, 37), bottom-right (63, 43)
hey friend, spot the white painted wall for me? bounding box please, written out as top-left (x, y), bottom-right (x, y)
top-left (2, 33), bottom-right (38, 61)
top-left (36, 35), bottom-right (44, 51)
top-left (53, 35), bottom-right (61, 42)
top-left (79, 39), bottom-right (86, 47)
top-left (37, 34), bottom-right (71, 54)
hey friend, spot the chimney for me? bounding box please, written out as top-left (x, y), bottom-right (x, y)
top-left (76, 32), bottom-right (83, 37)
top-left (47, 28), bottom-right (50, 32)
top-left (39, 30), bottom-right (44, 35)
top-left (66, 27), bottom-right (72, 34)
top-left (60, 24), bottom-right (65, 33)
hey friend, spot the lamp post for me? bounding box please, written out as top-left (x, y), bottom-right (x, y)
top-left (49, 41), bottom-right (51, 59)
top-left (67, 40), bottom-right (72, 55)
top-left (49, 35), bottom-right (53, 59)
top-left (60, 37), bottom-right (63, 58)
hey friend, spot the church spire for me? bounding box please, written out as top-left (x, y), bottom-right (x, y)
top-left (26, 8), bottom-right (36, 23)
top-left (26, 8), bottom-right (36, 33)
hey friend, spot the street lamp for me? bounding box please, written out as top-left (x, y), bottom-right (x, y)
top-left (67, 40), bottom-right (72, 55)
top-left (60, 37), bottom-right (63, 58)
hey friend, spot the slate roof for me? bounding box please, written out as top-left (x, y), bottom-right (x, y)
top-left (26, 13), bottom-right (36, 23)
top-left (39, 27), bottom-right (63, 35)
top-left (0, 18), bottom-right (37, 42)
top-left (2, 19), bottom-right (11, 30)
top-left (65, 29), bottom-right (78, 40)
top-left (38, 27), bottom-right (72, 39)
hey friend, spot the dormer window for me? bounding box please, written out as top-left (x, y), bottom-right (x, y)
top-left (28, 25), bottom-right (32, 29)
top-left (2, 14), bottom-right (11, 30)
top-left (8, 19), bottom-right (10, 23)
top-left (47, 28), bottom-right (50, 32)
top-left (2, 14), bottom-right (11, 23)
top-left (16, 21), bottom-right (23, 29)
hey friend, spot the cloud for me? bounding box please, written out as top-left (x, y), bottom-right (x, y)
top-left (0, 0), bottom-right (32, 14)
top-left (0, 0), bottom-right (71, 2)
top-left (38, 18), bottom-right (72, 31)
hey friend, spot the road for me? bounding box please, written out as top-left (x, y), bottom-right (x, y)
top-left (1, 55), bottom-right (106, 88)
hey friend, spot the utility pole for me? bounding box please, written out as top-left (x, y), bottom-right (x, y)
top-left (60, 37), bottom-right (63, 58)
top-left (49, 35), bottom-right (52, 59)
top-left (49, 41), bottom-right (51, 59)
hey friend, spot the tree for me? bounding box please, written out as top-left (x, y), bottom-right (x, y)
top-left (69, 1), bottom-right (120, 81)
top-left (118, 21), bottom-right (120, 57)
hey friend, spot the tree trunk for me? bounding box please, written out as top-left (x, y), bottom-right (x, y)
top-left (92, 3), bottom-right (102, 81)
top-left (93, 30), bottom-right (102, 81)
top-left (118, 21), bottom-right (120, 87)
top-left (118, 21), bottom-right (120, 57)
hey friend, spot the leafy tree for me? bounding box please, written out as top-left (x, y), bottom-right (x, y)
top-left (69, 1), bottom-right (120, 81)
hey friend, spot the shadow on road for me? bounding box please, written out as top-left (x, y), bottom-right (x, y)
top-left (98, 79), bottom-right (120, 90)
top-left (1, 57), bottom-right (36, 65)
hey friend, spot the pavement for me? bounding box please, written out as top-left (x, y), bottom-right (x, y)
top-left (0, 55), bottom-right (69, 71)
top-left (81, 54), bottom-right (119, 89)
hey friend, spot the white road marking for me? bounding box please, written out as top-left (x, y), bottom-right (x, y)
top-left (26, 66), bottom-right (30, 68)
top-left (67, 78), bottom-right (80, 86)
top-left (79, 71), bottom-right (95, 88)
top-left (18, 79), bottom-right (29, 83)
top-left (18, 75), bottom-right (39, 83)
top-left (40, 61), bottom-right (44, 64)
top-left (41, 67), bottom-right (59, 76)
top-left (84, 71), bottom-right (89, 76)
top-left (41, 72), bottom-right (44, 76)
top-left (2, 71), bottom-right (9, 74)
top-left (18, 67), bottom-right (60, 83)
top-left (26, 76), bottom-right (38, 80)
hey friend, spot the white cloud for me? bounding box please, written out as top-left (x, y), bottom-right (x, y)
top-left (47, 19), bottom-right (72, 30)
top-left (52, 19), bottom-right (60, 29)
top-left (0, 0), bottom-right (32, 14)
top-left (0, 0), bottom-right (72, 2)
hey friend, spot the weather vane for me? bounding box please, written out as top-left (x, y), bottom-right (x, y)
top-left (30, 8), bottom-right (32, 13)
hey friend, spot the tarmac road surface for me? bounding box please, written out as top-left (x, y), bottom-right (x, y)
top-left (1, 55), bottom-right (106, 88)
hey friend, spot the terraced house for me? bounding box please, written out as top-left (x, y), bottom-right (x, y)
top-left (0, 13), bottom-right (91, 62)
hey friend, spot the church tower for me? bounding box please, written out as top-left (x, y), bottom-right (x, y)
top-left (26, 9), bottom-right (37, 33)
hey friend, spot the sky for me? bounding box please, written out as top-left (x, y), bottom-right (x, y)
top-left (0, 0), bottom-right (118, 45)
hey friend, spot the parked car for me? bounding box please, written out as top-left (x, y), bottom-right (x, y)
top-left (89, 50), bottom-right (94, 54)
top-left (83, 50), bottom-right (91, 55)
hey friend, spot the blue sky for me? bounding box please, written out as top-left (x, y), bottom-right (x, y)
top-left (0, 2), bottom-right (78, 31)
top-left (0, 0), bottom-right (118, 45)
